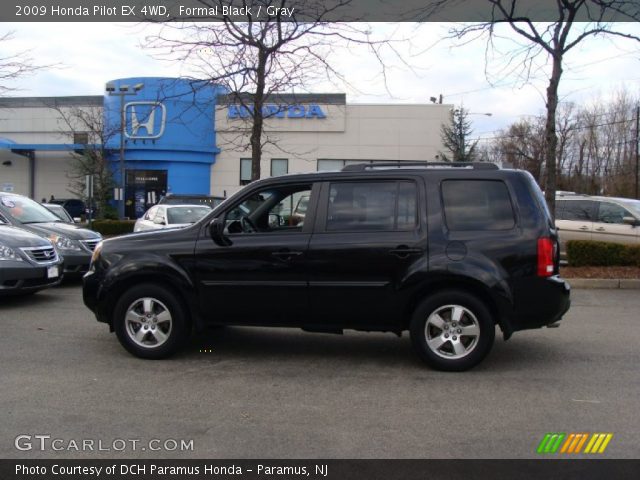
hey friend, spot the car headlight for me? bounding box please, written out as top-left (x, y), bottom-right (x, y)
top-left (0, 244), bottom-right (23, 261)
top-left (48, 234), bottom-right (82, 252)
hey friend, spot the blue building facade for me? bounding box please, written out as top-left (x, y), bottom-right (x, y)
top-left (103, 77), bottom-right (223, 218)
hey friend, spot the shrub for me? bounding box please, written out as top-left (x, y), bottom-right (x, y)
top-left (90, 220), bottom-right (136, 236)
top-left (567, 240), bottom-right (640, 267)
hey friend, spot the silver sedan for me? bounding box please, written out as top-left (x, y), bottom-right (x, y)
top-left (133, 204), bottom-right (212, 232)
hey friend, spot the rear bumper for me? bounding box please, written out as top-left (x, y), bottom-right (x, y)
top-left (509, 275), bottom-right (571, 332)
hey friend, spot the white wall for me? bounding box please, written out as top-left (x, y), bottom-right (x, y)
top-left (0, 105), bottom-right (89, 200)
top-left (213, 103), bottom-right (451, 197)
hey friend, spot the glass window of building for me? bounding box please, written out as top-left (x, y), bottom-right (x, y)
top-left (271, 158), bottom-right (289, 177)
top-left (240, 158), bottom-right (252, 186)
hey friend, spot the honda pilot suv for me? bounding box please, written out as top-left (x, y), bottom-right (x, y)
top-left (83, 162), bottom-right (570, 371)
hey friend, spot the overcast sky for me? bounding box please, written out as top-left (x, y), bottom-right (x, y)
top-left (2, 22), bottom-right (640, 141)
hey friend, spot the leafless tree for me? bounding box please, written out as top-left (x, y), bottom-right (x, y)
top-left (143, 0), bottom-right (405, 181)
top-left (490, 88), bottom-right (638, 197)
top-left (51, 104), bottom-right (118, 219)
top-left (437, 0), bottom-right (640, 215)
top-left (0, 32), bottom-right (49, 95)
top-left (493, 116), bottom-right (546, 181)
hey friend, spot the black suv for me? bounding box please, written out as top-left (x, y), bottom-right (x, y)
top-left (83, 163), bottom-right (570, 371)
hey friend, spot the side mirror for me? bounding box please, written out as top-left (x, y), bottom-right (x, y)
top-left (153, 218), bottom-right (166, 225)
top-left (623, 216), bottom-right (639, 227)
top-left (73, 217), bottom-right (81, 223)
top-left (209, 217), bottom-right (231, 246)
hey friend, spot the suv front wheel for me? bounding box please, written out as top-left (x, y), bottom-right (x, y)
top-left (113, 284), bottom-right (190, 359)
top-left (410, 290), bottom-right (495, 371)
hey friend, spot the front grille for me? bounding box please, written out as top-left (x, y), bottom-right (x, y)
top-left (20, 246), bottom-right (59, 264)
top-left (81, 239), bottom-right (101, 252)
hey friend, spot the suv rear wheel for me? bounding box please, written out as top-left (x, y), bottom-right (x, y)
top-left (113, 284), bottom-right (189, 359)
top-left (410, 290), bottom-right (495, 371)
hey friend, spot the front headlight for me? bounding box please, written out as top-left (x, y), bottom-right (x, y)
top-left (48, 234), bottom-right (82, 252)
top-left (0, 244), bottom-right (23, 261)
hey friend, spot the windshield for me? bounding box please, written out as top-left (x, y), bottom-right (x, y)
top-left (46, 204), bottom-right (73, 222)
top-left (166, 206), bottom-right (211, 224)
top-left (0, 195), bottom-right (61, 224)
top-left (619, 199), bottom-right (640, 218)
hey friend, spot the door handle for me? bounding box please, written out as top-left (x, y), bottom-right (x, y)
top-left (579, 226), bottom-right (589, 231)
top-left (271, 250), bottom-right (303, 261)
top-left (595, 227), bottom-right (606, 232)
top-left (389, 246), bottom-right (423, 259)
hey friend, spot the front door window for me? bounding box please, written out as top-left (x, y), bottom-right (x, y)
top-left (225, 185), bottom-right (312, 234)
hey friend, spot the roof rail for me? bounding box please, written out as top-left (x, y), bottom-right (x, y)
top-left (341, 161), bottom-right (499, 172)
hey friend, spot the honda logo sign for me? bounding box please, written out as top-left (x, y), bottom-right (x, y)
top-left (125, 102), bottom-right (166, 139)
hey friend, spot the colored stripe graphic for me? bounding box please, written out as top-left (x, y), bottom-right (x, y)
top-left (538, 433), bottom-right (613, 454)
top-left (560, 433), bottom-right (588, 453)
top-left (537, 433), bottom-right (565, 454)
top-left (585, 433), bottom-right (613, 454)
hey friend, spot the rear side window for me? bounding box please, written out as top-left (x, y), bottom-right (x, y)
top-left (326, 181), bottom-right (417, 232)
top-left (556, 200), bottom-right (594, 221)
top-left (442, 180), bottom-right (515, 231)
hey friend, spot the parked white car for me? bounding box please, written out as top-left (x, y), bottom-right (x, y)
top-left (556, 193), bottom-right (640, 259)
top-left (133, 205), bottom-right (212, 232)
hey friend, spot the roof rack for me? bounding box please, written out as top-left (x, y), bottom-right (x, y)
top-left (341, 161), bottom-right (499, 172)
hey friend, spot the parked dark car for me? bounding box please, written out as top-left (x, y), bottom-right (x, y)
top-left (83, 162), bottom-right (570, 371)
top-left (0, 220), bottom-right (63, 295)
top-left (48, 198), bottom-right (86, 219)
top-left (157, 193), bottom-right (225, 209)
top-left (0, 193), bottom-right (102, 276)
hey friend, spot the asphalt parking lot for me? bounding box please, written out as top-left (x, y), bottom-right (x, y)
top-left (1, 282), bottom-right (639, 459)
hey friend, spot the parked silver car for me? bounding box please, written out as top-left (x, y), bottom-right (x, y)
top-left (0, 220), bottom-right (63, 295)
top-left (556, 193), bottom-right (640, 259)
top-left (133, 204), bottom-right (212, 232)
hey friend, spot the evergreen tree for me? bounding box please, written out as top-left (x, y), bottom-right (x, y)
top-left (439, 107), bottom-right (478, 162)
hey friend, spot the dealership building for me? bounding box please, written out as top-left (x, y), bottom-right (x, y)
top-left (0, 77), bottom-right (451, 218)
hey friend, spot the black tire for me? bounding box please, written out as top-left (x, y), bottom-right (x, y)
top-left (410, 290), bottom-right (495, 371)
top-left (113, 283), bottom-right (190, 359)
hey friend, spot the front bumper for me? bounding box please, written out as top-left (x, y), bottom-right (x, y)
top-left (82, 269), bottom-right (110, 325)
top-left (60, 251), bottom-right (92, 275)
top-left (0, 261), bottom-right (63, 295)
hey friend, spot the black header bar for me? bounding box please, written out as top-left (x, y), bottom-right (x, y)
top-left (3, 0), bottom-right (639, 22)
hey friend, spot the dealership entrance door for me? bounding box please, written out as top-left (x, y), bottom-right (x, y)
top-left (125, 169), bottom-right (168, 219)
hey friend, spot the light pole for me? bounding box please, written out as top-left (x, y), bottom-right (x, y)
top-left (105, 82), bottom-right (144, 219)
top-left (635, 105), bottom-right (639, 199)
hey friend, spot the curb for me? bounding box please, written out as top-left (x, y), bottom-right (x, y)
top-left (568, 278), bottom-right (640, 289)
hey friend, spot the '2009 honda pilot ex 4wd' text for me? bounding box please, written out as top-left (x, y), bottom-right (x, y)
top-left (83, 162), bottom-right (570, 371)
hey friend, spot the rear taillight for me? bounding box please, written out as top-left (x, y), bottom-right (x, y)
top-left (537, 237), bottom-right (554, 277)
